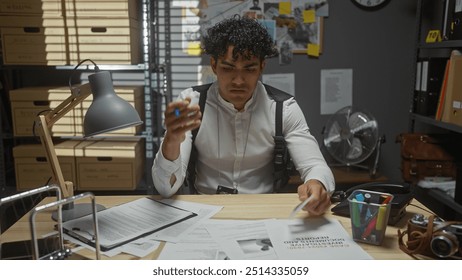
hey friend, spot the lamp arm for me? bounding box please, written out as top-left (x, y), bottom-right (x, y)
top-left (44, 83), bottom-right (92, 127)
top-left (36, 83), bottom-right (92, 198)
top-left (37, 115), bottom-right (72, 198)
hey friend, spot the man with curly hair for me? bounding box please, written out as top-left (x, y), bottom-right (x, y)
top-left (152, 16), bottom-right (334, 215)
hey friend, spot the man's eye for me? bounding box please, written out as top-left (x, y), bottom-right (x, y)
top-left (222, 67), bottom-right (233, 71)
top-left (246, 68), bottom-right (257, 72)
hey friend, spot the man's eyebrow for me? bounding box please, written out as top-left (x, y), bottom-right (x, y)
top-left (243, 62), bottom-right (259, 68)
top-left (220, 60), bottom-right (259, 68)
top-left (220, 60), bottom-right (235, 67)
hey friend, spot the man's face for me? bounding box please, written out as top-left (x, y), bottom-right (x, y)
top-left (211, 46), bottom-right (265, 111)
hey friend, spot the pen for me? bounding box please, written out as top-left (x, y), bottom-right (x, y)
top-left (361, 215), bottom-right (377, 239)
top-left (288, 196), bottom-right (314, 219)
top-left (174, 108), bottom-right (180, 117)
top-left (380, 195), bottom-right (392, 205)
top-left (360, 193), bottom-right (371, 224)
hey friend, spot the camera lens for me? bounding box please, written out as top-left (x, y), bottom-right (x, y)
top-left (430, 234), bottom-right (458, 258)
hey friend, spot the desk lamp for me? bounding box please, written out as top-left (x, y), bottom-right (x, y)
top-left (35, 59), bottom-right (143, 221)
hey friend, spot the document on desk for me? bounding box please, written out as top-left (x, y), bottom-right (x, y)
top-left (265, 218), bottom-right (373, 260)
top-left (62, 197), bottom-right (197, 251)
top-left (204, 219), bottom-right (278, 260)
top-left (158, 223), bottom-right (225, 260)
top-left (154, 199), bottom-right (223, 243)
top-left (160, 220), bottom-right (277, 260)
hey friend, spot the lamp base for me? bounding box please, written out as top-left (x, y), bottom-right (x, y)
top-left (52, 203), bottom-right (105, 222)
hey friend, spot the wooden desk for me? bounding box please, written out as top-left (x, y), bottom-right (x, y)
top-left (1, 193), bottom-right (424, 260)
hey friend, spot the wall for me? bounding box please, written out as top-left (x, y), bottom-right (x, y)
top-left (261, 0), bottom-right (418, 183)
top-left (5, 0), bottom-right (419, 191)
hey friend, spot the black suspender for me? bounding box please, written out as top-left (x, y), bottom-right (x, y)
top-left (263, 84), bottom-right (293, 192)
top-left (185, 84), bottom-right (211, 193)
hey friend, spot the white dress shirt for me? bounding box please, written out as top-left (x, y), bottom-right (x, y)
top-left (152, 81), bottom-right (335, 197)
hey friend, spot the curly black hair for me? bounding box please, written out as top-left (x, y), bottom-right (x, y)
top-left (202, 15), bottom-right (278, 61)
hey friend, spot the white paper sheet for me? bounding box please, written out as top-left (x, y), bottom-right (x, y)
top-left (205, 219), bottom-right (278, 260)
top-left (154, 199), bottom-right (223, 242)
top-left (265, 217), bottom-right (373, 260)
top-left (262, 73), bottom-right (295, 96)
top-left (320, 69), bottom-right (353, 114)
top-left (158, 224), bottom-right (227, 260)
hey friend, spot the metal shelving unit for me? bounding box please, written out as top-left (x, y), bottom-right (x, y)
top-left (0, 103), bottom-right (5, 190)
top-left (0, 69), bottom-right (14, 192)
top-left (0, 0), bottom-right (167, 195)
top-left (410, 0), bottom-right (462, 219)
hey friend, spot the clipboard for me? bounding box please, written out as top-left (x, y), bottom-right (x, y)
top-left (62, 198), bottom-right (197, 251)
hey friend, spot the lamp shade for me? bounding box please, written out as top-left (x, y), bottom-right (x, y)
top-left (84, 71), bottom-right (143, 137)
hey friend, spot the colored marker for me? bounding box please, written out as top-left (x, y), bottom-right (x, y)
top-left (361, 215), bottom-right (377, 239)
top-left (360, 193), bottom-right (371, 224)
top-left (351, 198), bottom-right (361, 228)
top-left (381, 195), bottom-right (392, 205)
top-left (375, 206), bottom-right (388, 230)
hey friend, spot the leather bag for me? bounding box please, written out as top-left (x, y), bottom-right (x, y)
top-left (397, 133), bottom-right (457, 182)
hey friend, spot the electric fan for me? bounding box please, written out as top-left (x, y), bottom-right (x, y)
top-left (323, 106), bottom-right (384, 177)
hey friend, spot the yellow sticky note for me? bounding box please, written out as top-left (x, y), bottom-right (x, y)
top-left (307, 44), bottom-right (320, 57)
top-left (279, 2), bottom-right (291, 15)
top-left (303, 10), bottom-right (316, 23)
top-left (186, 42), bottom-right (201, 56)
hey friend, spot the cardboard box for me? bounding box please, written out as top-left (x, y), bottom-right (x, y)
top-left (9, 85), bottom-right (144, 137)
top-left (1, 26), bottom-right (68, 65)
top-left (0, 15), bottom-right (136, 28)
top-left (13, 141), bottom-right (78, 191)
top-left (64, 18), bottom-right (141, 65)
top-left (9, 86), bottom-right (77, 136)
top-left (0, 0), bottom-right (62, 17)
top-left (64, 0), bottom-right (139, 19)
top-left (0, 0), bottom-right (139, 19)
top-left (75, 139), bottom-right (145, 190)
top-left (0, 17), bottom-right (141, 65)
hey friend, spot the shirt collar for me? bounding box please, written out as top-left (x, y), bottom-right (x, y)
top-left (215, 82), bottom-right (260, 112)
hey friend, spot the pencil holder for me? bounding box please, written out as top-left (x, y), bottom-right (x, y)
top-left (348, 189), bottom-right (394, 245)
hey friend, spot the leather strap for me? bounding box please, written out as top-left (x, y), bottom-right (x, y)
top-left (398, 215), bottom-right (462, 259)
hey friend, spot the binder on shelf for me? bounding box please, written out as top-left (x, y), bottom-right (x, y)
top-left (435, 59), bottom-right (450, 120)
top-left (441, 50), bottom-right (462, 125)
top-left (443, 0), bottom-right (455, 40)
top-left (447, 0), bottom-right (462, 40)
top-left (415, 61), bottom-right (422, 92)
top-left (413, 61), bottom-right (421, 115)
top-left (413, 58), bottom-right (447, 117)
